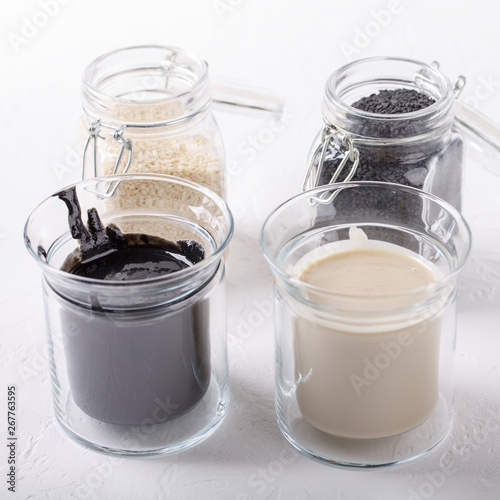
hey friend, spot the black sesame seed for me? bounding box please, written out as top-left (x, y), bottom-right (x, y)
top-left (315, 88), bottom-right (457, 225)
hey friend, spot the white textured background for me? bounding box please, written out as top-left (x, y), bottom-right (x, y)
top-left (1, 0), bottom-right (500, 499)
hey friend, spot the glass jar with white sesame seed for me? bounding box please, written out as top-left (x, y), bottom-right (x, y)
top-left (81, 45), bottom-right (226, 199)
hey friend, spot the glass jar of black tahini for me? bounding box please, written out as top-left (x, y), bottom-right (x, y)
top-left (304, 57), bottom-right (466, 211)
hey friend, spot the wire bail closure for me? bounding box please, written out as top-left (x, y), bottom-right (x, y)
top-left (302, 124), bottom-right (360, 204)
top-left (82, 120), bottom-right (134, 197)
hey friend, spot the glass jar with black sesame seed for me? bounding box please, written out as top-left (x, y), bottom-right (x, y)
top-left (305, 57), bottom-right (465, 212)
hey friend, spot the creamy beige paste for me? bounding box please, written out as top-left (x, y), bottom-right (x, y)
top-left (292, 227), bottom-right (443, 439)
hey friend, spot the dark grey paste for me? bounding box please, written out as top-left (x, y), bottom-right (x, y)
top-left (56, 187), bottom-right (210, 425)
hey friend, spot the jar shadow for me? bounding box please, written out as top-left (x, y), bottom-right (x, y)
top-left (163, 371), bottom-right (285, 465)
top-left (458, 252), bottom-right (500, 313)
top-left (383, 388), bottom-right (500, 482)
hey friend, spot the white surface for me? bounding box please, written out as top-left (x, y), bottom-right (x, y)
top-left (1, 0), bottom-right (500, 498)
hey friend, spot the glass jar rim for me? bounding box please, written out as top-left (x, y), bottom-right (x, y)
top-left (324, 56), bottom-right (454, 118)
top-left (260, 181), bottom-right (472, 305)
top-left (83, 45), bottom-right (209, 105)
top-left (81, 45), bottom-right (211, 127)
top-left (24, 173), bottom-right (234, 289)
top-left (322, 56), bottom-right (457, 142)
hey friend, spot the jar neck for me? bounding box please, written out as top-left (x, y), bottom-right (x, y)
top-left (82, 45), bottom-right (212, 128)
top-left (322, 57), bottom-right (456, 143)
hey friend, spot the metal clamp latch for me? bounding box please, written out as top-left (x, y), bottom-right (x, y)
top-left (302, 124), bottom-right (359, 199)
top-left (82, 120), bottom-right (134, 197)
